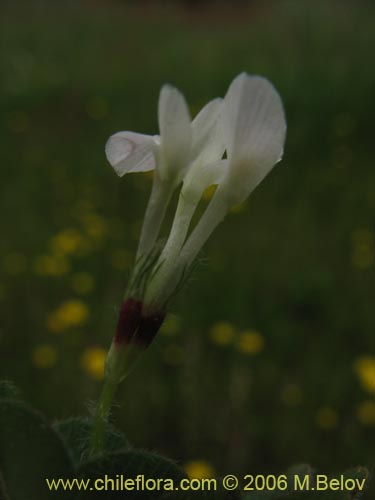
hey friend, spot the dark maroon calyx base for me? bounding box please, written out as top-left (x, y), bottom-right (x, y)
top-left (114, 298), bottom-right (142, 346)
top-left (114, 297), bottom-right (166, 349)
top-left (136, 311), bottom-right (166, 349)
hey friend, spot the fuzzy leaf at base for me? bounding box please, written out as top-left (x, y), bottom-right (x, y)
top-left (0, 399), bottom-right (74, 500)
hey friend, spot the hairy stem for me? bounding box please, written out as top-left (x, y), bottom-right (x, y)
top-left (89, 376), bottom-right (118, 457)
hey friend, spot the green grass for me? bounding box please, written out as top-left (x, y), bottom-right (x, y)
top-left (0, 0), bottom-right (374, 476)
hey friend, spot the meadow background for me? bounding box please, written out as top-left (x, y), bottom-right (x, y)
top-left (0, 0), bottom-right (374, 481)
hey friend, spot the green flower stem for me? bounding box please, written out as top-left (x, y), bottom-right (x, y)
top-left (89, 375), bottom-right (118, 457)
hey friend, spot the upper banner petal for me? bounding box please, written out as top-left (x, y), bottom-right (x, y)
top-left (158, 85), bottom-right (191, 175)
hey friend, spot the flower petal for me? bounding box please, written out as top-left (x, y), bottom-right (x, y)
top-left (158, 84), bottom-right (191, 175)
top-left (191, 97), bottom-right (225, 166)
top-left (222, 73), bottom-right (286, 197)
top-left (183, 160), bottom-right (229, 202)
top-left (105, 132), bottom-right (157, 176)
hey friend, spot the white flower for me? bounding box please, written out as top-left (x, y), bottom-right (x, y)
top-left (106, 73), bottom-right (286, 313)
top-left (144, 73), bottom-right (287, 311)
top-left (106, 85), bottom-right (224, 257)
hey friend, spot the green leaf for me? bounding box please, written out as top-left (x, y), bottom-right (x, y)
top-left (76, 449), bottom-right (187, 499)
top-left (0, 380), bottom-right (21, 400)
top-left (0, 399), bottom-right (74, 500)
top-left (53, 417), bottom-right (129, 467)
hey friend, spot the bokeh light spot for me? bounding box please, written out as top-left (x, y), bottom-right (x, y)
top-left (184, 460), bottom-right (215, 480)
top-left (236, 330), bottom-right (265, 355)
top-left (46, 300), bottom-right (90, 333)
top-left (210, 321), bottom-right (236, 346)
top-left (81, 347), bottom-right (106, 380)
top-left (357, 400), bottom-right (375, 426)
top-left (32, 344), bottom-right (58, 369)
top-left (354, 357), bottom-right (375, 394)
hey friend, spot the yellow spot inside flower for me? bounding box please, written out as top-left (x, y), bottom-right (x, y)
top-left (236, 330), bottom-right (264, 355)
top-left (81, 347), bottom-right (106, 380)
top-left (161, 314), bottom-right (181, 336)
top-left (34, 254), bottom-right (70, 276)
top-left (163, 344), bottom-right (183, 366)
top-left (46, 300), bottom-right (89, 332)
top-left (71, 272), bottom-right (95, 294)
top-left (316, 407), bottom-right (338, 430)
top-left (50, 228), bottom-right (85, 256)
top-left (202, 185), bottom-right (217, 201)
top-left (3, 253), bottom-right (27, 274)
top-left (184, 460), bottom-right (215, 480)
top-left (32, 344), bottom-right (58, 369)
top-left (111, 249), bottom-right (132, 270)
top-left (86, 96), bottom-right (109, 120)
top-left (354, 357), bottom-right (375, 394)
top-left (280, 383), bottom-right (302, 406)
top-left (357, 400), bottom-right (375, 426)
top-left (210, 321), bottom-right (236, 346)
top-left (229, 202), bottom-right (247, 214)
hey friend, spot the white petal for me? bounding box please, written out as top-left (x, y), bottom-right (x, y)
top-left (158, 85), bottom-right (191, 173)
top-left (191, 97), bottom-right (225, 166)
top-left (105, 132), bottom-right (157, 176)
top-left (182, 160), bottom-right (228, 201)
top-left (223, 73), bottom-right (286, 196)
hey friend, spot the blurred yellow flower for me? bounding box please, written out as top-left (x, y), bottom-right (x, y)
top-left (210, 321), bottom-right (236, 346)
top-left (357, 400), bottom-right (375, 426)
top-left (81, 347), bottom-right (107, 380)
top-left (111, 249), bottom-right (132, 270)
top-left (280, 383), bottom-right (302, 406)
top-left (316, 407), bottom-right (338, 430)
top-left (34, 254), bottom-right (70, 277)
top-left (71, 272), bottom-right (95, 294)
top-left (236, 330), bottom-right (264, 355)
top-left (184, 460), bottom-right (215, 480)
top-left (354, 356), bottom-right (375, 393)
top-left (50, 228), bottom-right (85, 256)
top-left (161, 314), bottom-right (181, 336)
top-left (46, 300), bottom-right (89, 333)
top-left (32, 344), bottom-right (58, 369)
top-left (3, 253), bottom-right (27, 275)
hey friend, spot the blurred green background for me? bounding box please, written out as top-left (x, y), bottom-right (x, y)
top-left (0, 0), bottom-right (374, 480)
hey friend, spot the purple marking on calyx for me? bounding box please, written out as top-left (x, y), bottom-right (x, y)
top-left (114, 298), bottom-right (142, 346)
top-left (135, 311), bottom-right (166, 349)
